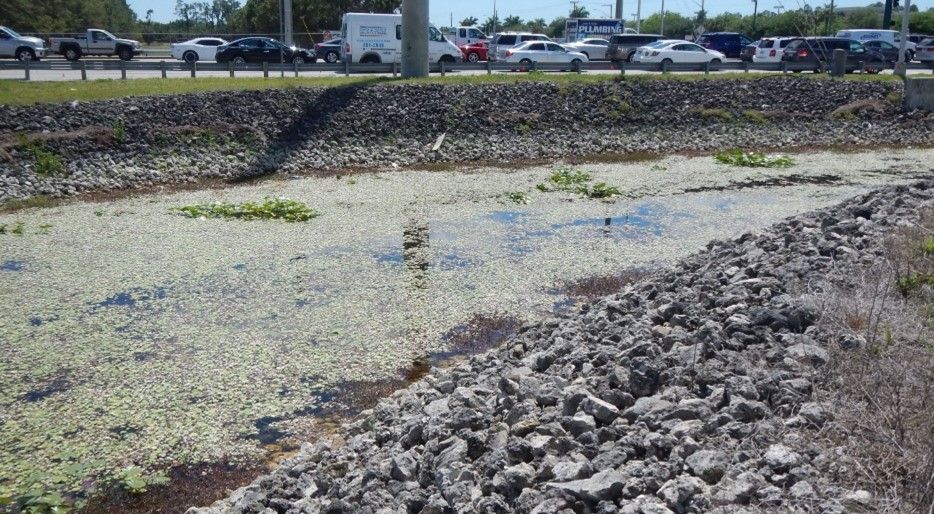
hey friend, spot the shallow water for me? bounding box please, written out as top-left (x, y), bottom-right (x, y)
top-left (0, 149), bottom-right (930, 501)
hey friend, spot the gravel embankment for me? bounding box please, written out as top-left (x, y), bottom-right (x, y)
top-left (1, 78), bottom-right (931, 201)
top-left (188, 180), bottom-right (932, 514)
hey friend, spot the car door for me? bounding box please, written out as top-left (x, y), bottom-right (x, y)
top-left (547, 43), bottom-right (568, 63)
top-left (0, 29), bottom-right (12, 57)
top-left (238, 38), bottom-right (262, 62)
top-left (197, 38), bottom-right (223, 61)
top-left (89, 30), bottom-right (113, 53)
top-left (524, 42), bottom-right (546, 62)
top-left (670, 44), bottom-right (694, 63)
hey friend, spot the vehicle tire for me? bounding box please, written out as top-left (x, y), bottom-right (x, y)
top-left (325, 50), bottom-right (339, 63)
top-left (15, 47), bottom-right (36, 62)
top-left (231, 56), bottom-right (247, 67)
top-left (292, 56), bottom-right (305, 65)
top-left (439, 54), bottom-right (456, 64)
top-left (906, 50), bottom-right (915, 62)
top-left (118, 47), bottom-right (133, 61)
top-left (571, 58), bottom-right (582, 67)
top-left (63, 46), bottom-right (81, 61)
top-left (710, 58), bottom-right (721, 67)
top-left (360, 54), bottom-right (380, 64)
top-left (626, 51), bottom-right (636, 62)
top-left (183, 51), bottom-right (198, 64)
top-left (519, 58), bottom-right (532, 72)
top-left (661, 58), bottom-right (673, 69)
top-left (467, 51), bottom-right (480, 63)
top-left (792, 69), bottom-right (802, 73)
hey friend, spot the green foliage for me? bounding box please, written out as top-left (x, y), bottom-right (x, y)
top-left (1, 0), bottom-right (138, 33)
top-left (515, 122), bottom-right (533, 135)
top-left (743, 110), bottom-right (767, 124)
top-left (113, 119), bottom-right (126, 143)
top-left (834, 110), bottom-right (858, 121)
top-left (896, 273), bottom-right (934, 296)
top-left (112, 466), bottom-right (169, 494)
top-left (173, 197), bottom-right (319, 222)
top-left (587, 182), bottom-right (622, 199)
top-left (715, 149), bottom-right (793, 168)
top-left (20, 140), bottom-right (65, 177)
top-left (695, 108), bottom-right (733, 121)
top-left (922, 237), bottom-right (934, 256)
top-left (885, 92), bottom-right (902, 105)
top-left (503, 191), bottom-right (531, 205)
top-left (2, 221), bottom-right (27, 235)
top-left (536, 168), bottom-right (592, 192)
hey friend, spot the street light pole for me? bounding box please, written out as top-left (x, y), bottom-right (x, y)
top-left (660, 0), bottom-right (666, 36)
top-left (401, 0), bottom-right (429, 78)
top-left (636, 0), bottom-right (642, 33)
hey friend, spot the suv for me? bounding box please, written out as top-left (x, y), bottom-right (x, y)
top-left (696, 32), bottom-right (753, 58)
top-left (607, 33), bottom-right (665, 62)
top-left (781, 37), bottom-right (885, 73)
top-left (489, 33), bottom-right (551, 61)
top-left (753, 37), bottom-right (796, 63)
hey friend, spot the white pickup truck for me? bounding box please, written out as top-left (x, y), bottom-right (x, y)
top-left (50, 29), bottom-right (141, 61)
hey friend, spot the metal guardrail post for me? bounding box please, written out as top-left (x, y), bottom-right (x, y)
top-left (344, 60), bottom-right (349, 77)
top-left (575, 60), bottom-right (581, 74)
top-left (294, 61), bottom-right (299, 77)
top-left (24, 58), bottom-right (29, 80)
top-left (704, 61), bottom-right (710, 75)
top-left (619, 62), bottom-right (625, 77)
top-left (81, 61), bottom-right (87, 80)
top-left (190, 61), bottom-right (196, 78)
top-left (392, 61), bottom-right (397, 77)
top-left (263, 61), bottom-right (268, 78)
top-left (661, 61), bottom-right (668, 73)
top-left (743, 61), bottom-right (749, 73)
top-left (120, 60), bottom-right (126, 80)
top-left (229, 62), bottom-right (234, 77)
top-left (531, 61), bottom-right (537, 73)
top-left (440, 60), bottom-right (446, 76)
top-left (781, 61), bottom-right (788, 74)
top-left (160, 60), bottom-right (166, 79)
top-left (486, 60), bottom-right (491, 75)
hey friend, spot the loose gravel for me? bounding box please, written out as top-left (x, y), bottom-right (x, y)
top-left (1, 78), bottom-right (931, 201)
top-left (188, 177), bottom-right (934, 514)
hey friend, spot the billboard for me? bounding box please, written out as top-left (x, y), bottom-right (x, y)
top-left (565, 18), bottom-right (624, 42)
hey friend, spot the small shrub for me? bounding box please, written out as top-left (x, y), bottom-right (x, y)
top-left (587, 182), bottom-right (622, 199)
top-left (173, 197), bottom-right (318, 222)
top-left (885, 92), bottom-right (902, 105)
top-left (921, 237), bottom-right (934, 256)
top-left (896, 273), bottom-right (934, 296)
top-left (113, 119), bottom-right (126, 143)
top-left (503, 191), bottom-right (531, 205)
top-left (516, 122), bottom-right (532, 135)
top-left (695, 108), bottom-right (733, 121)
top-left (742, 110), bottom-right (767, 124)
top-left (834, 110), bottom-right (858, 122)
top-left (26, 144), bottom-right (65, 177)
top-left (536, 168), bottom-right (592, 192)
top-left (714, 149), bottom-right (793, 168)
top-left (8, 221), bottom-right (25, 235)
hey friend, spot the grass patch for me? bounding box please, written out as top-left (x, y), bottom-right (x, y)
top-left (172, 197), bottom-right (318, 222)
top-left (743, 109), bottom-right (768, 124)
top-left (18, 138), bottom-right (65, 177)
top-left (563, 268), bottom-right (649, 299)
top-left (714, 149), bottom-right (793, 168)
top-left (536, 168), bottom-right (592, 193)
top-left (0, 195), bottom-right (56, 212)
top-left (587, 182), bottom-right (622, 199)
top-left (694, 107), bottom-right (733, 121)
top-left (0, 73), bottom-right (904, 106)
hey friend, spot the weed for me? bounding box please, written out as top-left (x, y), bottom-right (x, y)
top-left (885, 91), bottom-right (902, 105)
top-left (587, 182), bottom-right (622, 199)
top-left (742, 109), bottom-right (767, 124)
top-left (11, 221), bottom-right (25, 235)
top-left (536, 168), bottom-right (592, 192)
top-left (112, 119), bottom-right (126, 143)
top-left (714, 149), bottom-right (793, 168)
top-left (503, 191), bottom-right (531, 205)
top-left (516, 122), bottom-right (532, 135)
top-left (111, 466), bottom-right (169, 494)
top-left (173, 197), bottom-right (318, 222)
top-left (563, 268), bottom-right (649, 299)
top-left (22, 142), bottom-right (65, 178)
top-left (650, 164), bottom-right (667, 171)
top-left (834, 110), bottom-right (858, 122)
top-left (36, 223), bottom-right (52, 235)
top-left (921, 237), bottom-right (934, 256)
top-left (896, 273), bottom-right (934, 296)
top-left (695, 108), bottom-right (733, 121)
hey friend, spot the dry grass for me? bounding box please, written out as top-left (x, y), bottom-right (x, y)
top-left (563, 268), bottom-right (649, 300)
top-left (816, 206), bottom-right (934, 512)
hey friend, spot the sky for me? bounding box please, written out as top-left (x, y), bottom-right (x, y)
top-left (131, 0), bottom-right (933, 28)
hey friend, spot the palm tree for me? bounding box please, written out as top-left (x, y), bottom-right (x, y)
top-left (570, 6), bottom-right (590, 18)
top-left (460, 16), bottom-right (479, 26)
top-left (503, 15), bottom-right (523, 28)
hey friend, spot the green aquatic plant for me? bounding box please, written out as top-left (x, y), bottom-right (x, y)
top-left (536, 168), bottom-right (592, 192)
top-left (173, 197), bottom-right (319, 222)
top-left (112, 466), bottom-right (169, 494)
top-left (715, 149), bottom-right (793, 168)
top-left (586, 182), bottom-right (622, 199)
top-left (503, 191), bottom-right (531, 205)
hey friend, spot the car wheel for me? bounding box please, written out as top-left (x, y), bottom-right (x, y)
top-left (118, 48), bottom-right (133, 61)
top-left (64, 47), bottom-right (81, 61)
top-left (232, 56), bottom-right (247, 67)
top-left (906, 50), bottom-right (915, 62)
top-left (439, 55), bottom-right (456, 64)
top-left (661, 58), bottom-right (673, 70)
top-left (467, 52), bottom-right (479, 63)
top-left (626, 51), bottom-right (636, 62)
top-left (325, 51), bottom-right (339, 63)
top-left (183, 51), bottom-right (198, 64)
top-left (710, 58), bottom-right (721, 65)
top-left (292, 56), bottom-right (305, 65)
top-left (15, 48), bottom-right (36, 62)
top-left (519, 58), bottom-right (532, 72)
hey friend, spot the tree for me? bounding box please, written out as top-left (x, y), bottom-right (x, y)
top-left (570, 5), bottom-right (589, 18)
top-left (481, 15), bottom-right (500, 33)
top-left (460, 16), bottom-right (478, 27)
top-left (526, 18), bottom-right (547, 33)
top-left (640, 12), bottom-right (693, 38)
top-left (502, 15), bottom-right (523, 29)
top-left (547, 16), bottom-right (567, 38)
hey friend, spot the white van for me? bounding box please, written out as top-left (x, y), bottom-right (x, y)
top-left (453, 26), bottom-right (487, 46)
top-left (836, 29), bottom-right (916, 51)
top-left (341, 13), bottom-right (461, 64)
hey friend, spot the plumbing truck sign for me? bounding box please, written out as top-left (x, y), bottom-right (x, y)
top-left (565, 18), bottom-right (623, 42)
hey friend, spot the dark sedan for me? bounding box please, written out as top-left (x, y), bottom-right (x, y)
top-left (315, 38), bottom-right (341, 63)
top-left (215, 37), bottom-right (315, 65)
top-left (781, 37), bottom-right (885, 73)
top-left (862, 39), bottom-right (915, 62)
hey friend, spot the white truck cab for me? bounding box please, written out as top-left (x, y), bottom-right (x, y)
top-left (341, 13), bottom-right (461, 64)
top-left (836, 29), bottom-right (916, 51)
top-left (453, 26), bottom-right (488, 46)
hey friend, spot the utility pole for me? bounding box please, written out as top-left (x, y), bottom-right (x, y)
top-left (282, 0), bottom-right (293, 45)
top-left (660, 0), bottom-right (665, 35)
top-left (898, 0), bottom-right (910, 65)
top-left (825, 0), bottom-right (833, 35)
top-left (883, 0), bottom-right (893, 29)
top-left (752, 0), bottom-right (758, 34)
top-left (616, 0), bottom-right (623, 21)
top-left (636, 0), bottom-right (641, 33)
top-left (493, 0), bottom-right (497, 33)
top-left (401, 0), bottom-right (429, 78)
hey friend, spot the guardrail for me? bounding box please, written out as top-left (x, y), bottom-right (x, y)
top-left (2, 59), bottom-right (932, 81)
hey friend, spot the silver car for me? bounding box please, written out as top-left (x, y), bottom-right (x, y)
top-left (0, 26), bottom-right (46, 61)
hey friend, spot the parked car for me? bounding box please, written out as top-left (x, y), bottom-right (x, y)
top-left (781, 37), bottom-right (885, 73)
top-left (753, 37), bottom-right (796, 63)
top-left (606, 33), bottom-right (665, 62)
top-left (341, 13), bottom-right (460, 64)
top-left (632, 40), bottom-right (726, 65)
top-left (908, 34), bottom-right (933, 45)
top-left (315, 38), bottom-right (341, 63)
top-left (501, 41), bottom-right (587, 68)
top-left (215, 37), bottom-right (315, 65)
top-left (562, 38), bottom-right (610, 60)
top-left (836, 29), bottom-right (915, 54)
top-left (0, 25), bottom-right (46, 61)
top-left (862, 39), bottom-right (916, 62)
top-left (460, 42), bottom-right (488, 62)
top-left (50, 29), bottom-right (141, 61)
top-left (489, 32), bottom-right (552, 61)
top-left (696, 32), bottom-right (753, 58)
top-left (170, 37), bottom-right (227, 63)
top-left (917, 37), bottom-right (934, 63)
top-left (740, 40), bottom-right (758, 62)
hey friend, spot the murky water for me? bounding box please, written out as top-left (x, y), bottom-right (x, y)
top-left (0, 149), bottom-right (930, 505)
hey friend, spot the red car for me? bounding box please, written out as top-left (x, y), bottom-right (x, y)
top-left (459, 42), bottom-right (488, 63)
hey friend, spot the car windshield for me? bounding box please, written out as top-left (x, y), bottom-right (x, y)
top-left (758, 39), bottom-right (773, 48)
top-left (646, 41), bottom-right (671, 49)
top-left (3, 27), bottom-right (21, 38)
top-left (428, 26), bottom-right (446, 42)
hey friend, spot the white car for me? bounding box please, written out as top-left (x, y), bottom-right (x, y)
top-left (502, 41), bottom-right (588, 68)
top-left (918, 37), bottom-right (934, 63)
top-left (171, 37), bottom-right (228, 63)
top-left (563, 38), bottom-right (610, 60)
top-left (633, 40), bottom-right (726, 65)
top-left (753, 37), bottom-right (796, 63)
